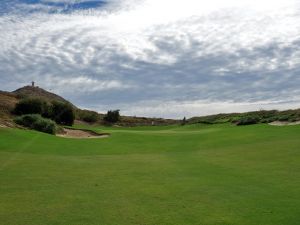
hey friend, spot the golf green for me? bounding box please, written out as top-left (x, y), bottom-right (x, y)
top-left (0, 124), bottom-right (299, 225)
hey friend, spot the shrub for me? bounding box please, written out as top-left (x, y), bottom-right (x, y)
top-left (14, 114), bottom-right (56, 134)
top-left (104, 110), bottom-right (120, 123)
top-left (278, 115), bottom-right (290, 122)
top-left (260, 116), bottom-right (278, 123)
top-left (77, 110), bottom-right (99, 123)
top-left (230, 116), bottom-right (241, 123)
top-left (236, 116), bottom-right (260, 126)
top-left (288, 117), bottom-right (298, 122)
top-left (50, 101), bottom-right (75, 126)
top-left (14, 98), bottom-right (48, 115)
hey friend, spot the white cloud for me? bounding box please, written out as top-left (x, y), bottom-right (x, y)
top-left (30, 75), bottom-right (134, 94)
top-left (0, 0), bottom-right (300, 117)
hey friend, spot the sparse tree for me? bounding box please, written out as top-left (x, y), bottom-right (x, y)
top-left (181, 117), bottom-right (187, 126)
top-left (104, 110), bottom-right (120, 123)
top-left (50, 101), bottom-right (75, 126)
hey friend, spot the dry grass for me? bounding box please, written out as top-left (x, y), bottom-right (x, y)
top-left (0, 91), bottom-right (18, 118)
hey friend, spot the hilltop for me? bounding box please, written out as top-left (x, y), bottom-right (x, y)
top-left (0, 85), bottom-right (72, 120)
top-left (13, 86), bottom-right (72, 105)
top-left (0, 85), bottom-right (72, 118)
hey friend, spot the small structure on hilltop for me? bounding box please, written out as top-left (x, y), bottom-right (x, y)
top-left (31, 81), bottom-right (35, 87)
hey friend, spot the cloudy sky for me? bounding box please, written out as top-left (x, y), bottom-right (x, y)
top-left (0, 0), bottom-right (300, 118)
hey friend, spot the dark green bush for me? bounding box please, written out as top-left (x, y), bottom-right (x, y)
top-left (260, 116), bottom-right (278, 123)
top-left (14, 114), bottom-right (56, 134)
top-left (230, 117), bottom-right (242, 123)
top-left (104, 110), bottom-right (120, 123)
top-left (50, 101), bottom-right (75, 126)
top-left (14, 98), bottom-right (49, 115)
top-left (181, 117), bottom-right (187, 126)
top-left (278, 115), bottom-right (290, 122)
top-left (236, 116), bottom-right (260, 126)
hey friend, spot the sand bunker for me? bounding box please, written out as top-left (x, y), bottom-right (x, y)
top-left (57, 128), bottom-right (109, 139)
top-left (269, 121), bottom-right (300, 126)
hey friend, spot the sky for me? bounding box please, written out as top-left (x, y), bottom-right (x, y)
top-left (0, 0), bottom-right (300, 118)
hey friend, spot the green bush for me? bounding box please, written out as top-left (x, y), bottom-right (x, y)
top-left (77, 110), bottom-right (99, 123)
top-left (278, 115), bottom-right (290, 122)
top-left (14, 114), bottom-right (56, 134)
top-left (104, 110), bottom-right (120, 123)
top-left (260, 116), bottom-right (278, 123)
top-left (14, 98), bottom-right (49, 116)
top-left (236, 116), bottom-right (260, 126)
top-left (230, 117), bottom-right (242, 123)
top-left (50, 101), bottom-right (75, 126)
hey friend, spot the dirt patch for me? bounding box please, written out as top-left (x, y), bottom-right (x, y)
top-left (57, 128), bottom-right (109, 139)
top-left (269, 121), bottom-right (300, 126)
top-left (0, 119), bottom-right (15, 128)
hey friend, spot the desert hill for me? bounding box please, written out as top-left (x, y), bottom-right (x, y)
top-left (0, 85), bottom-right (178, 127)
top-left (0, 91), bottom-right (18, 118)
top-left (0, 85), bottom-right (72, 119)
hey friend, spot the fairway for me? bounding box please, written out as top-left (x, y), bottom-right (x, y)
top-left (0, 124), bottom-right (300, 225)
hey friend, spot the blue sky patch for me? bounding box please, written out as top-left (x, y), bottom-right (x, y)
top-left (1, 0), bottom-right (107, 14)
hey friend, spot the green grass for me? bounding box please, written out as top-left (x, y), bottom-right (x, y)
top-left (0, 124), bottom-right (299, 225)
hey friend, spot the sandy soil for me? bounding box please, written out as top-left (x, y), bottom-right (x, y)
top-left (269, 121), bottom-right (300, 126)
top-left (57, 128), bottom-right (109, 139)
top-left (0, 120), bottom-right (14, 128)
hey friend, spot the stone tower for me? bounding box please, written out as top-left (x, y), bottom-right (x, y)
top-left (31, 81), bottom-right (35, 87)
